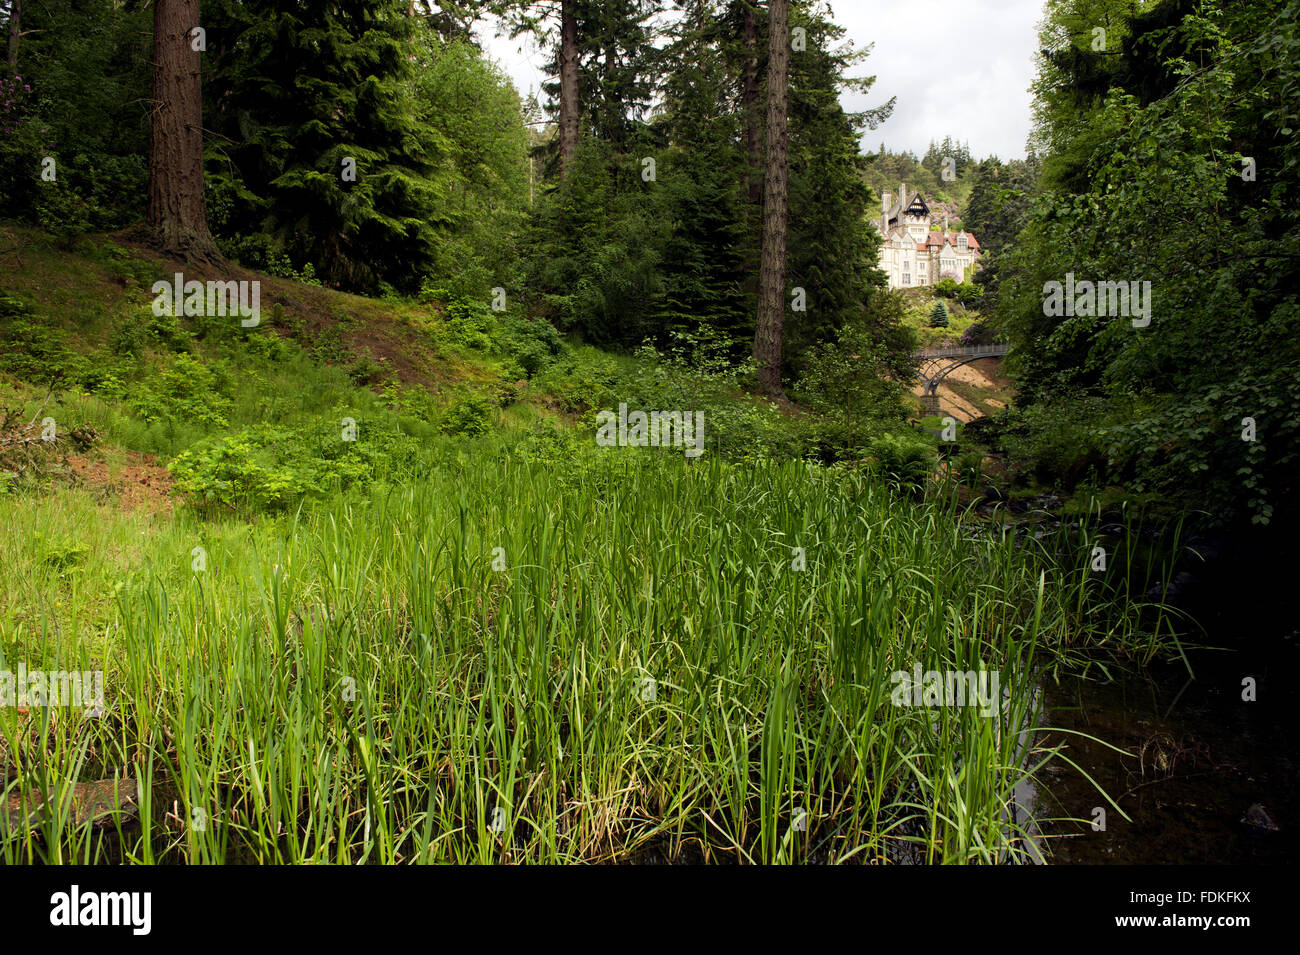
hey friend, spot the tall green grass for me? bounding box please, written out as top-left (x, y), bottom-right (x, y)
top-left (1, 450), bottom-right (1171, 863)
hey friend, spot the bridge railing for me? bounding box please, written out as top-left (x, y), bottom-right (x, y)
top-left (915, 343), bottom-right (1009, 359)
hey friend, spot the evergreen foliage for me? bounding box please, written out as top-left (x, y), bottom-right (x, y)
top-left (202, 0), bottom-right (447, 292)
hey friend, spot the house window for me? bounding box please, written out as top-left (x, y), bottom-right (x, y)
top-left (958, 234), bottom-right (968, 251)
top-left (902, 273), bottom-right (911, 286)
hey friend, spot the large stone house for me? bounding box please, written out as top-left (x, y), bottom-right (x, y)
top-left (875, 183), bottom-right (981, 289)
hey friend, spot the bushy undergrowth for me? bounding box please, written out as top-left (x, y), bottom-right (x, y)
top-left (169, 419), bottom-right (424, 511)
top-left (3, 234), bottom-right (944, 502)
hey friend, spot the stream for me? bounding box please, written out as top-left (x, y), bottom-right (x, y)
top-left (1025, 526), bottom-right (1298, 864)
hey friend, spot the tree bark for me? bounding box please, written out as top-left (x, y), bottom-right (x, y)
top-left (753, 0), bottom-right (788, 399)
top-left (558, 0), bottom-right (579, 175)
top-left (741, 1), bottom-right (761, 206)
top-left (147, 0), bottom-right (222, 263)
top-left (7, 0), bottom-right (21, 74)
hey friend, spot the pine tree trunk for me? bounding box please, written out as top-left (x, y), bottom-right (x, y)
top-left (558, 0), bottom-right (579, 175)
top-left (6, 0), bottom-right (21, 73)
top-left (147, 0), bottom-right (222, 263)
top-left (754, 0), bottom-right (788, 399)
top-left (742, 1), bottom-right (761, 206)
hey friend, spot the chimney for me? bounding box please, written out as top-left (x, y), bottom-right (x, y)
top-left (943, 214), bottom-right (949, 234)
top-left (899, 183), bottom-right (907, 218)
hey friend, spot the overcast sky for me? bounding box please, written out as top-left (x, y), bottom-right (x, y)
top-left (475, 0), bottom-right (1043, 161)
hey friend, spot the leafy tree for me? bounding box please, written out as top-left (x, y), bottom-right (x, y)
top-left (409, 36), bottom-right (530, 296)
top-left (796, 306), bottom-right (912, 424)
top-left (1000, 0), bottom-right (1300, 528)
top-left (0, 0), bottom-right (150, 231)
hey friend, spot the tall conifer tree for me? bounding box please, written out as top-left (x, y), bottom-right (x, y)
top-left (753, 0), bottom-right (788, 398)
top-left (204, 0), bottom-right (440, 290)
top-left (148, 0), bottom-right (222, 262)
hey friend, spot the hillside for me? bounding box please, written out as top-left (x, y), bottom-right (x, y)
top-left (0, 227), bottom-right (1031, 532)
top-left (890, 284), bottom-right (1013, 422)
top-left (0, 229), bottom-right (949, 519)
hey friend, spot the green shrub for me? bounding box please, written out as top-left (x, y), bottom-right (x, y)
top-left (955, 282), bottom-right (985, 309)
top-left (954, 449), bottom-right (985, 487)
top-left (439, 392), bottom-right (498, 437)
top-left (0, 295), bottom-right (90, 384)
top-left (443, 296), bottom-right (497, 351)
top-left (794, 321), bottom-right (912, 436)
top-left (76, 357), bottom-right (131, 398)
top-left (994, 398), bottom-right (1111, 489)
top-left (533, 351), bottom-right (620, 415)
top-left (510, 419), bottom-right (589, 469)
top-left (934, 277), bottom-right (960, 299)
top-left (379, 382), bottom-right (441, 423)
top-left (499, 314), bottom-right (565, 377)
top-left (419, 243), bottom-right (495, 303)
top-left (130, 353), bottom-right (233, 428)
top-left (37, 535), bottom-right (91, 572)
top-left (107, 315), bottom-right (147, 357)
top-left (169, 418), bottom-right (421, 510)
top-left (865, 430), bottom-right (935, 493)
top-left (33, 179), bottom-right (96, 244)
top-left (346, 349), bottom-right (387, 386)
top-left (242, 327), bottom-right (293, 362)
top-left (219, 234), bottom-right (321, 285)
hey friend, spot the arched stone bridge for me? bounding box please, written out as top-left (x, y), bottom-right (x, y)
top-left (915, 343), bottom-right (1009, 415)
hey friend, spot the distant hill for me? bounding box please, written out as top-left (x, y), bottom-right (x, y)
top-left (862, 137), bottom-right (979, 215)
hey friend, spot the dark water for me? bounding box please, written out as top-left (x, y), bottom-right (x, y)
top-left (1029, 534), bottom-right (1299, 864)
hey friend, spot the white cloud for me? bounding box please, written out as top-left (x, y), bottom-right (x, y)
top-left (838, 0), bottom-right (1042, 159)
top-left (475, 0), bottom-right (1042, 160)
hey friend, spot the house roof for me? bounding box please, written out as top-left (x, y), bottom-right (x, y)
top-left (923, 230), bottom-right (981, 251)
top-left (876, 211), bottom-right (982, 254)
top-left (903, 193), bottom-right (930, 217)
